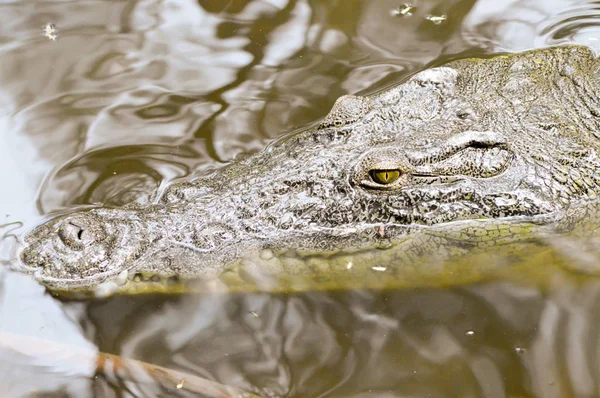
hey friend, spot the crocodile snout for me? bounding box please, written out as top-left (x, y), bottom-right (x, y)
top-left (18, 210), bottom-right (127, 284)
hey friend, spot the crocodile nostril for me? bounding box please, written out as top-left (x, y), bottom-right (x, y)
top-left (57, 215), bottom-right (106, 249)
top-left (67, 222), bottom-right (84, 240)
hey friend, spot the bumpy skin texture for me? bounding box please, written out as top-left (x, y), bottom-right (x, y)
top-left (17, 45), bottom-right (600, 295)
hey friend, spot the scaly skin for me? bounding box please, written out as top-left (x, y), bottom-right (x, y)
top-left (17, 45), bottom-right (600, 297)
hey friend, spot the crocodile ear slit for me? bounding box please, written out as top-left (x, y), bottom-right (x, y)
top-left (409, 67), bottom-right (459, 91)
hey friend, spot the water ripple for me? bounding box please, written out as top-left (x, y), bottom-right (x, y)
top-left (4, 0), bottom-right (600, 396)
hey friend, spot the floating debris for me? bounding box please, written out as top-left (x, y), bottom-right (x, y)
top-left (466, 330), bottom-right (475, 336)
top-left (249, 311), bottom-right (259, 318)
top-left (515, 347), bottom-right (525, 354)
top-left (371, 266), bottom-right (387, 272)
top-left (346, 261), bottom-right (353, 270)
top-left (426, 14), bottom-right (447, 25)
top-left (43, 23), bottom-right (57, 41)
top-left (176, 379), bottom-right (185, 389)
top-left (390, 4), bottom-right (415, 17)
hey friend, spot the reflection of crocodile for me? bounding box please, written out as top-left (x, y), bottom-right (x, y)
top-left (17, 45), bottom-right (600, 296)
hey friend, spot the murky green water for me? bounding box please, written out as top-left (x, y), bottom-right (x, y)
top-left (3, 0), bottom-right (600, 396)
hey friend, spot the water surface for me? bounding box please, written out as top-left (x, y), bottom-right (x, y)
top-left (3, 0), bottom-right (600, 396)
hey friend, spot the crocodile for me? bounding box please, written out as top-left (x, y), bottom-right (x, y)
top-left (17, 45), bottom-right (600, 297)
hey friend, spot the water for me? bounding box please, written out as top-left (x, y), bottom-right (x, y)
top-left (2, 0), bottom-right (600, 396)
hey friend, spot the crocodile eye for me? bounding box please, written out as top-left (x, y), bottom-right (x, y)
top-left (354, 148), bottom-right (410, 191)
top-left (370, 169), bottom-right (401, 185)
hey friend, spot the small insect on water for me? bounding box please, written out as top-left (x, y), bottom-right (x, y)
top-left (43, 23), bottom-right (57, 41)
top-left (390, 4), bottom-right (415, 17)
top-left (425, 14), bottom-right (447, 25)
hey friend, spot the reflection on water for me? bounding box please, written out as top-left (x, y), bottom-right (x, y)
top-left (3, 0), bottom-right (600, 396)
top-left (4, 282), bottom-right (600, 397)
top-left (464, 0), bottom-right (600, 51)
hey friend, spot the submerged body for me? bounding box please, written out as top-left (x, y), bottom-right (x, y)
top-left (17, 45), bottom-right (600, 296)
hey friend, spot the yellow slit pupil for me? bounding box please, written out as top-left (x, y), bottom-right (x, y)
top-left (370, 169), bottom-right (401, 184)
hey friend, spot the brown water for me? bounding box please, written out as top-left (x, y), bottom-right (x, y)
top-left (3, 0), bottom-right (600, 396)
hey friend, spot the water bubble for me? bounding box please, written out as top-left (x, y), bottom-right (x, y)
top-left (515, 347), bottom-right (525, 354)
top-left (346, 261), bottom-right (353, 270)
top-left (371, 265), bottom-right (387, 272)
top-left (466, 330), bottom-right (475, 336)
top-left (390, 4), bottom-right (415, 18)
top-left (426, 14), bottom-right (447, 25)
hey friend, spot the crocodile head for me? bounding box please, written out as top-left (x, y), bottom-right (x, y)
top-left (18, 45), bottom-right (600, 295)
